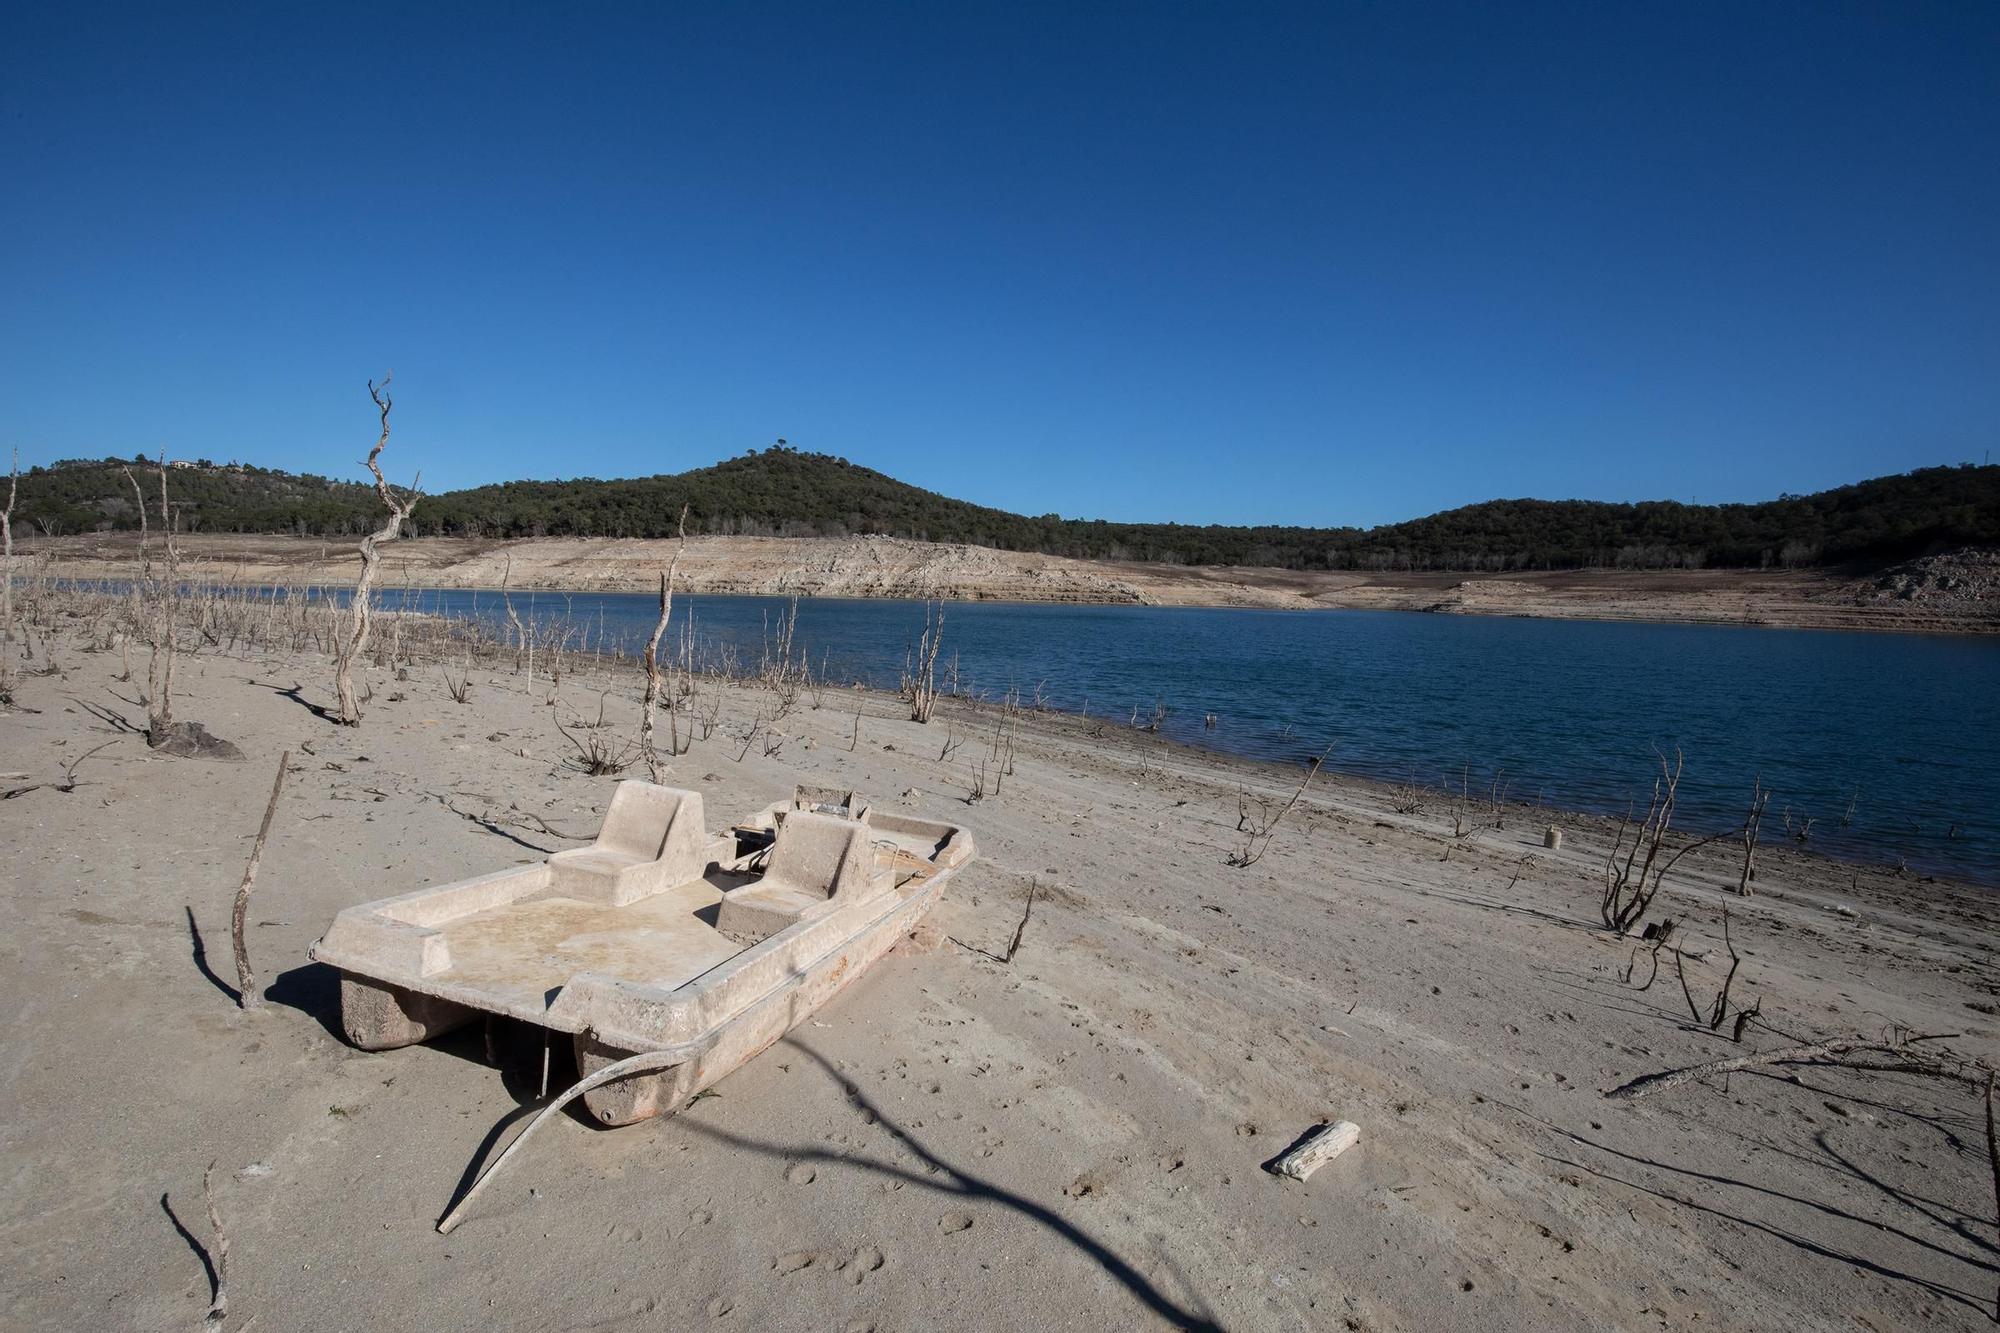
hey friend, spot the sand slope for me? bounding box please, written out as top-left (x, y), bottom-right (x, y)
top-left (2, 647), bottom-right (1996, 1330)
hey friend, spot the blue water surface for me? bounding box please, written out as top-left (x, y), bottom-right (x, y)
top-left (349, 588), bottom-right (2000, 884)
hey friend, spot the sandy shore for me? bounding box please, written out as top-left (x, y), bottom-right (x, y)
top-left (26, 531), bottom-right (1998, 632)
top-left (3, 639), bottom-right (1997, 1331)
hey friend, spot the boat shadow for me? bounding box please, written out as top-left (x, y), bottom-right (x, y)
top-left (264, 960), bottom-right (344, 1038)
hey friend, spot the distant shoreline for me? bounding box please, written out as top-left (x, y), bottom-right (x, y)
top-left (19, 531), bottom-right (1997, 635)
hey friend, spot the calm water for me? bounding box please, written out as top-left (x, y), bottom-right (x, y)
top-left (366, 588), bottom-right (1999, 883)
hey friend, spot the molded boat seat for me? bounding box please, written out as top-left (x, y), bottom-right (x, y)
top-left (716, 810), bottom-right (882, 942)
top-left (792, 784), bottom-right (872, 824)
top-left (548, 782), bottom-right (710, 906)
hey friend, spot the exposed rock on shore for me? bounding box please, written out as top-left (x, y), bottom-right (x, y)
top-left (1835, 547), bottom-right (2000, 619)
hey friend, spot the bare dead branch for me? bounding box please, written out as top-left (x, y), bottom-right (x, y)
top-left (335, 374), bottom-right (421, 725)
top-left (121, 455), bottom-right (183, 740)
top-left (438, 1048), bottom-right (687, 1234)
top-left (1672, 946), bottom-right (1703, 1024)
top-left (1707, 908), bottom-right (1745, 1030)
top-left (552, 701), bottom-right (634, 776)
top-left (442, 654), bottom-right (472, 704)
top-left (641, 506), bottom-right (690, 780)
top-left (1987, 1069), bottom-right (1999, 1322)
top-left (1605, 1031), bottom-right (1961, 1102)
top-left (0, 447), bottom-right (17, 703)
top-left (1, 739), bottom-right (117, 799)
top-left (1228, 746), bottom-right (1330, 868)
top-left (230, 750), bottom-right (288, 1009)
top-left (732, 711), bottom-right (762, 764)
top-left (1601, 749), bottom-right (1735, 934)
top-left (902, 599), bottom-right (945, 723)
top-left (201, 1160), bottom-right (229, 1329)
top-left (1737, 776), bottom-right (1770, 896)
top-left (950, 879), bottom-right (1038, 963)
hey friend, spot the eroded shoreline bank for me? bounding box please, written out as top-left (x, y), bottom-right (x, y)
top-left (23, 530), bottom-right (1999, 633)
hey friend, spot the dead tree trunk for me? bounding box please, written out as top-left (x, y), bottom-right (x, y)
top-left (334, 375), bottom-right (420, 726)
top-left (0, 448), bottom-right (16, 703)
top-left (903, 599), bottom-right (945, 723)
top-left (1737, 776), bottom-right (1769, 896)
top-left (125, 457), bottom-right (180, 741)
top-left (1600, 750), bottom-right (1731, 935)
top-left (499, 553), bottom-right (525, 674)
top-left (640, 507), bottom-right (689, 781)
top-left (231, 750), bottom-right (289, 1009)
top-left (154, 462), bottom-right (180, 731)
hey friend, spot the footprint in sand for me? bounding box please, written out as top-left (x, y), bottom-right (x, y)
top-left (938, 1212), bottom-right (974, 1233)
top-left (848, 1245), bottom-right (886, 1285)
top-left (773, 1251), bottom-right (819, 1276)
top-left (785, 1162), bottom-right (817, 1185)
top-left (706, 1296), bottom-right (734, 1317)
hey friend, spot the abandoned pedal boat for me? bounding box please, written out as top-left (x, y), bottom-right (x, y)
top-left (310, 783), bottom-right (974, 1125)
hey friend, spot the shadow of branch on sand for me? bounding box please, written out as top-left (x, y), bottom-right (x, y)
top-left (1540, 1133), bottom-right (1994, 1316)
top-left (184, 905), bottom-right (242, 1006)
top-left (159, 1189), bottom-right (220, 1310)
top-left (76, 697), bottom-right (143, 735)
top-left (255, 679), bottom-right (342, 725)
top-left (441, 1035), bottom-right (1224, 1326)
top-left (669, 1038), bottom-right (1226, 1330)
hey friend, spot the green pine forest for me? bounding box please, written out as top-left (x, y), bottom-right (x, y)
top-left (13, 446), bottom-right (1997, 573)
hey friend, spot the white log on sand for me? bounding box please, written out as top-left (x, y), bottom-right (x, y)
top-left (1272, 1120), bottom-right (1361, 1181)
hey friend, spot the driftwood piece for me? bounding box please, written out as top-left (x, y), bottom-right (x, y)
top-left (201, 1159), bottom-right (229, 1329)
top-left (1, 739), bottom-right (117, 799)
top-left (948, 880), bottom-right (1036, 964)
top-left (1270, 1120), bottom-right (1361, 1181)
top-left (437, 1048), bottom-right (684, 1234)
top-left (1986, 1070), bottom-right (1999, 1322)
top-left (231, 750), bottom-right (289, 1009)
top-left (1605, 1032), bottom-right (1957, 1102)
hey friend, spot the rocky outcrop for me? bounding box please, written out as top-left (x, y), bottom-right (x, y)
top-left (1835, 548), bottom-right (2000, 620)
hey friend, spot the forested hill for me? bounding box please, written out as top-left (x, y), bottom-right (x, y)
top-left (12, 447), bottom-right (1997, 573)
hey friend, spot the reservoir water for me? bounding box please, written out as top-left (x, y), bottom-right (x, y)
top-left (363, 588), bottom-right (2000, 884)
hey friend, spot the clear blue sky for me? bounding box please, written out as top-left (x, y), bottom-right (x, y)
top-left (3, 2), bottom-right (1995, 527)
